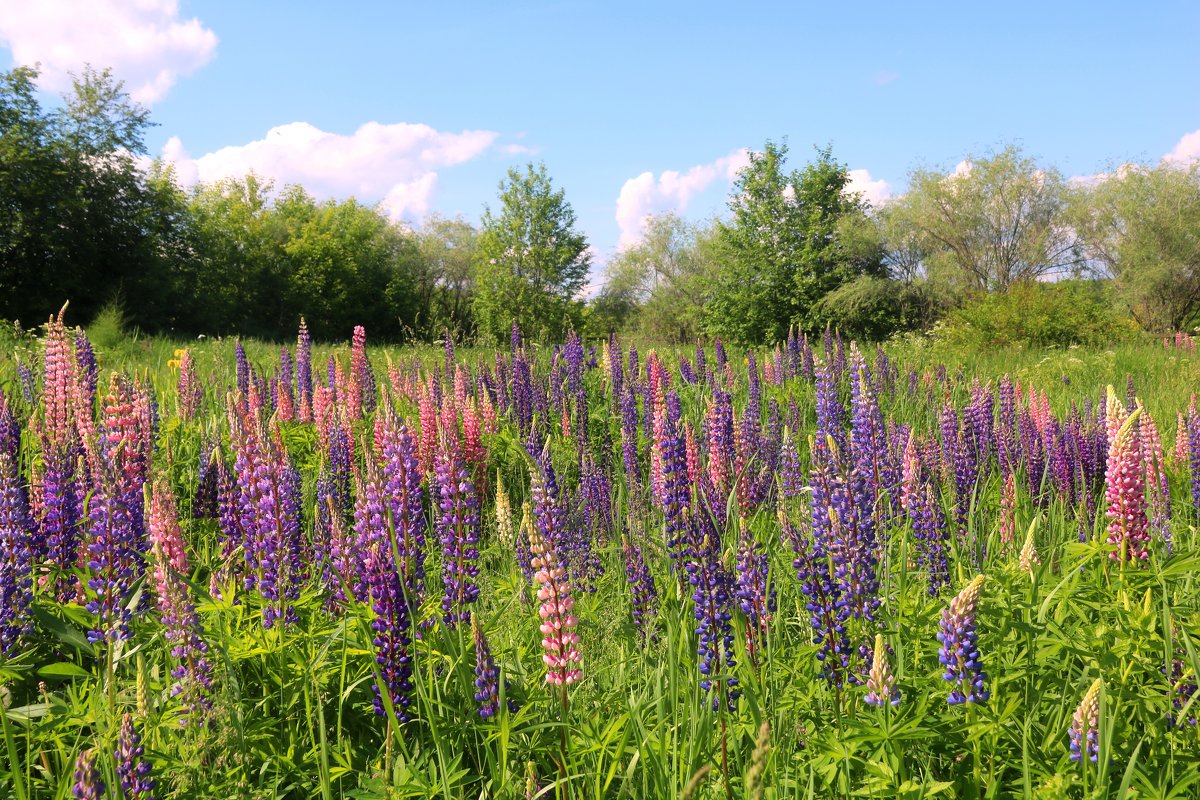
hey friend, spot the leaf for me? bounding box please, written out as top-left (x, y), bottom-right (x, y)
top-left (37, 662), bottom-right (91, 680)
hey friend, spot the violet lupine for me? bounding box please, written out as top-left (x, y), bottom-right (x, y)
top-left (364, 526), bottom-right (414, 722)
top-left (72, 749), bottom-right (105, 800)
top-left (814, 358), bottom-right (847, 456)
top-left (849, 344), bottom-right (893, 524)
top-left (472, 617), bottom-right (500, 718)
top-left (937, 575), bottom-right (988, 705)
top-left (377, 411), bottom-right (427, 614)
top-left (864, 634), bottom-right (900, 707)
top-left (1069, 678), bottom-right (1102, 763)
top-left (116, 713), bottom-right (155, 798)
top-left (909, 481), bottom-right (950, 595)
top-left (436, 441), bottom-right (480, 628)
top-left (621, 533), bottom-right (657, 642)
top-left (1188, 397), bottom-right (1200, 514)
top-left (235, 340), bottom-right (250, 396)
top-left (659, 394), bottom-right (693, 570)
top-left (735, 520), bottom-right (775, 667)
top-left (528, 523), bottom-right (582, 690)
top-left (1103, 388), bottom-right (1150, 563)
top-left (688, 522), bottom-right (738, 712)
top-left (85, 457), bottom-right (141, 643)
top-left (0, 452), bottom-right (33, 656)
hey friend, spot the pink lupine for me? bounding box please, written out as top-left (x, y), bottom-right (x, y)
top-left (42, 307), bottom-right (78, 448)
top-left (1175, 412), bottom-right (1189, 466)
top-left (417, 380), bottom-right (438, 478)
top-left (178, 348), bottom-right (203, 420)
top-left (999, 472), bottom-right (1017, 551)
top-left (900, 431), bottom-right (920, 513)
top-left (1104, 388), bottom-right (1150, 563)
top-left (149, 481), bottom-right (189, 589)
top-left (529, 524), bottom-right (581, 690)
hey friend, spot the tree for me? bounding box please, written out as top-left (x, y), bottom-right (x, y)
top-left (885, 145), bottom-right (1079, 295)
top-left (1069, 163), bottom-right (1200, 332)
top-left (0, 65), bottom-right (168, 327)
top-left (707, 141), bottom-right (883, 343)
top-left (473, 162), bottom-right (590, 342)
top-left (413, 214), bottom-right (479, 338)
top-left (596, 213), bottom-right (720, 341)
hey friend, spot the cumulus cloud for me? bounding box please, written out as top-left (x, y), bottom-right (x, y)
top-left (157, 121), bottom-right (500, 222)
top-left (1163, 129), bottom-right (1200, 167)
top-left (847, 168), bottom-right (892, 206)
top-left (614, 148), bottom-right (750, 248)
top-left (0, 0), bottom-right (217, 104)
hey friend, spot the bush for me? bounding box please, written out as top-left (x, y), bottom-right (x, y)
top-left (810, 276), bottom-right (936, 341)
top-left (933, 280), bottom-right (1136, 348)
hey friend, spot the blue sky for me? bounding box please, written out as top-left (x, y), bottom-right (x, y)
top-left (2, 1), bottom-right (1198, 281)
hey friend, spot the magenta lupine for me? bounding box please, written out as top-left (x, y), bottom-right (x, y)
top-left (177, 348), bottom-right (203, 420)
top-left (149, 483), bottom-right (212, 721)
top-left (472, 617), bottom-right (500, 718)
top-left (116, 713), bottom-right (155, 798)
top-left (529, 524), bottom-right (582, 689)
top-left (0, 452), bottom-right (33, 655)
top-left (937, 575), bottom-right (988, 705)
top-left (436, 440), bottom-right (480, 628)
top-left (864, 634), bottom-right (900, 707)
top-left (72, 749), bottom-right (105, 800)
top-left (1069, 679), bottom-right (1102, 763)
top-left (1104, 388), bottom-right (1150, 563)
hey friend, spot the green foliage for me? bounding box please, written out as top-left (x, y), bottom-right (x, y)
top-left (810, 276), bottom-right (932, 341)
top-left (932, 281), bottom-right (1136, 348)
top-left (884, 145), bottom-right (1078, 295)
top-left (473, 162), bottom-right (590, 342)
top-left (1069, 163), bottom-right (1200, 332)
top-left (706, 142), bottom-right (883, 343)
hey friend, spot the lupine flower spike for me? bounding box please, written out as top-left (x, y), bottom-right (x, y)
top-left (1069, 678), bottom-right (1102, 763)
top-left (937, 575), bottom-right (988, 705)
top-left (472, 616), bottom-right (500, 718)
top-left (72, 749), bottom-right (105, 800)
top-left (864, 634), bottom-right (900, 707)
top-left (116, 712), bottom-right (155, 799)
top-left (528, 522), bottom-right (582, 690)
top-left (1018, 519), bottom-right (1040, 575)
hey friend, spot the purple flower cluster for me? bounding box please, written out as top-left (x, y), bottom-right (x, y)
top-left (621, 533), bottom-right (657, 641)
top-left (472, 617), bottom-right (500, 718)
top-left (437, 442), bottom-right (480, 628)
top-left (116, 713), bottom-right (155, 798)
top-left (0, 452), bottom-right (33, 655)
top-left (937, 576), bottom-right (988, 705)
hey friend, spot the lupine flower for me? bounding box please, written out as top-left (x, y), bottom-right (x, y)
top-left (735, 519), bottom-right (775, 666)
top-left (1069, 678), bottom-right (1102, 763)
top-left (937, 575), bottom-right (988, 705)
top-left (1018, 522), bottom-right (1040, 575)
top-left (495, 472), bottom-right (514, 546)
top-left (296, 318), bottom-right (313, 421)
top-left (687, 519), bottom-right (738, 711)
top-left (177, 348), bottom-right (203, 420)
top-left (365, 524), bottom-right (414, 722)
top-left (1103, 388), bottom-right (1150, 563)
top-left (85, 457), bottom-right (142, 643)
top-left (472, 616), bottom-right (500, 718)
top-left (864, 634), bottom-right (900, 707)
top-left (116, 713), bottom-right (155, 798)
top-left (72, 749), bottom-right (105, 800)
top-left (0, 452), bottom-right (33, 656)
top-left (528, 523), bottom-right (582, 689)
top-left (621, 533), bottom-right (657, 641)
top-left (436, 441), bottom-right (480, 627)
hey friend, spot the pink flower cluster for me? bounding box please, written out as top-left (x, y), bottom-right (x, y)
top-left (529, 526), bottom-right (581, 687)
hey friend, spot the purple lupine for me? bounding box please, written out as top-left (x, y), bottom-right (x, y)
top-left (365, 526), bottom-right (414, 722)
top-left (1188, 399), bottom-right (1200, 515)
top-left (686, 526), bottom-right (738, 712)
top-left (116, 713), bottom-right (154, 798)
top-left (937, 575), bottom-right (988, 705)
top-left (849, 345), bottom-right (893, 524)
top-left (377, 410), bottom-right (427, 614)
top-left (908, 482), bottom-right (950, 595)
top-left (40, 447), bottom-right (80, 597)
top-left (997, 376), bottom-right (1018, 475)
top-left (84, 458), bottom-right (141, 643)
top-left (814, 358), bottom-right (847, 456)
top-left (436, 441), bottom-right (480, 628)
top-left (472, 617), bottom-right (500, 718)
top-left (235, 340), bottom-right (250, 396)
top-left (735, 520), bottom-right (775, 667)
top-left (659, 395), bottom-right (693, 570)
top-left (0, 452), bottom-right (33, 655)
top-left (779, 431), bottom-right (803, 499)
top-left (352, 468), bottom-right (387, 604)
top-left (621, 533), bottom-right (658, 641)
top-left (72, 749), bottom-right (105, 800)
top-left (1069, 679), bottom-right (1102, 763)
top-left (74, 329), bottom-right (98, 408)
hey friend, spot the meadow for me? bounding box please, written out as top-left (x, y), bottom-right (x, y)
top-left (1, 312), bottom-right (1199, 800)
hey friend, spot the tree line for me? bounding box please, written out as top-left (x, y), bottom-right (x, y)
top-left (2, 65), bottom-right (1197, 344)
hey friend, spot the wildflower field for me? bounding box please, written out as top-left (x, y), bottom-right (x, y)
top-left (1, 314), bottom-right (1200, 800)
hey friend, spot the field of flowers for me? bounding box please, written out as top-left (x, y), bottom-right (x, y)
top-left (1, 311), bottom-right (1199, 799)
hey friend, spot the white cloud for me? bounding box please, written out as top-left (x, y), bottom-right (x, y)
top-left (0, 0), bottom-right (217, 104)
top-left (157, 121), bottom-right (499, 223)
top-left (846, 168), bottom-right (892, 206)
top-left (614, 148), bottom-right (750, 248)
top-left (1163, 129), bottom-right (1200, 167)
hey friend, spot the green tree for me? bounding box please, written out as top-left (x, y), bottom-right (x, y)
top-left (885, 144), bottom-right (1078, 296)
top-left (597, 213), bottom-right (721, 341)
top-left (473, 162), bottom-right (590, 342)
top-left (413, 214), bottom-right (479, 338)
top-left (1068, 163), bottom-right (1200, 332)
top-left (707, 141), bottom-right (883, 343)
